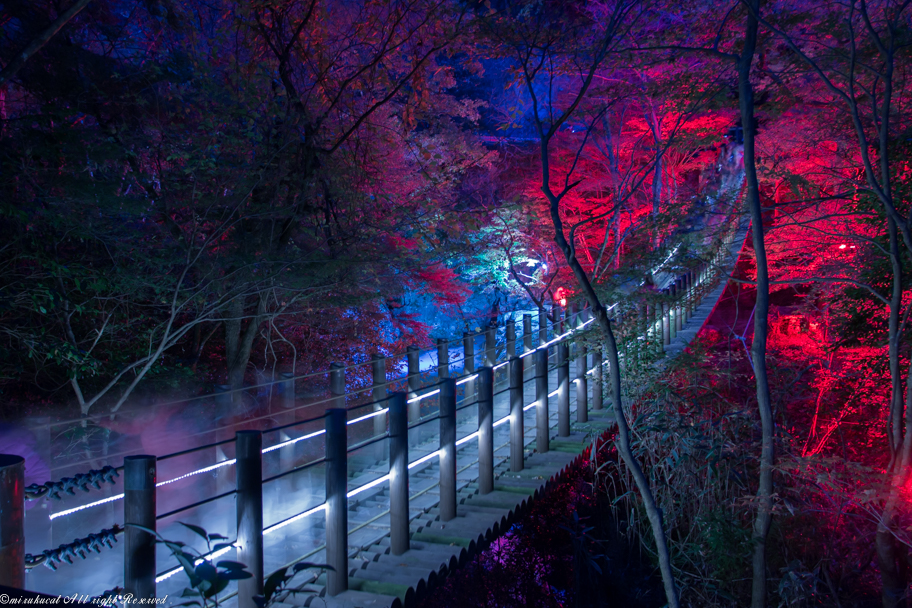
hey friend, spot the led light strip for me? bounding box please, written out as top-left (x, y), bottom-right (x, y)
top-left (456, 374), bottom-right (478, 386)
top-left (407, 390), bottom-right (439, 404)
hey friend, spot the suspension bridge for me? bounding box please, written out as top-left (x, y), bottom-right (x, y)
top-left (0, 214), bottom-right (749, 608)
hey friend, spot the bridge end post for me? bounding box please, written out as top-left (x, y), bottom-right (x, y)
top-left (478, 367), bottom-right (494, 494)
top-left (439, 378), bottom-right (457, 521)
top-left (236, 430), bottom-right (263, 607)
top-left (535, 348), bottom-right (549, 454)
top-left (506, 319), bottom-right (516, 358)
top-left (509, 357), bottom-right (524, 472)
top-left (485, 326), bottom-right (496, 367)
top-left (325, 408), bottom-right (348, 596)
top-left (462, 332), bottom-right (476, 404)
top-left (124, 455), bottom-right (156, 600)
top-left (389, 393), bottom-right (409, 555)
top-left (0, 455), bottom-right (24, 589)
top-left (538, 308), bottom-right (548, 348)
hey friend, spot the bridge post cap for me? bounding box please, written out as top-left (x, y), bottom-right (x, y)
top-left (0, 455), bottom-right (24, 468)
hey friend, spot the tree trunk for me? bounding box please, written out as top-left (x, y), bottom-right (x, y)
top-left (224, 293), bottom-right (267, 393)
top-left (738, 3), bottom-right (774, 607)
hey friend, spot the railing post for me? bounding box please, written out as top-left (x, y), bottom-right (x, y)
top-left (124, 455), bottom-right (156, 599)
top-left (439, 378), bottom-right (457, 521)
top-left (557, 340), bottom-right (570, 437)
top-left (485, 325), bottom-right (496, 367)
top-left (523, 313), bottom-right (533, 352)
top-left (407, 345), bottom-right (420, 422)
top-left (437, 338), bottom-right (449, 379)
top-left (388, 392), bottom-right (409, 555)
top-left (236, 430), bottom-right (263, 607)
top-left (509, 357), bottom-right (524, 472)
top-left (477, 366), bottom-right (494, 494)
top-left (281, 372), bottom-right (295, 411)
top-left (669, 284), bottom-right (678, 339)
top-left (538, 308), bottom-right (548, 347)
top-left (576, 343), bottom-right (588, 423)
top-left (676, 277), bottom-right (684, 332)
top-left (0, 455), bottom-right (24, 589)
top-left (662, 292), bottom-right (671, 346)
top-left (534, 348), bottom-right (549, 453)
top-left (371, 354), bottom-right (387, 437)
top-left (687, 271), bottom-right (695, 319)
top-left (325, 408), bottom-right (348, 596)
top-left (329, 363), bottom-right (345, 409)
top-left (592, 348), bottom-right (603, 410)
top-left (462, 332), bottom-right (475, 403)
top-left (506, 319), bottom-right (516, 358)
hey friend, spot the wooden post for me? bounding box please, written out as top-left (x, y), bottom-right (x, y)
top-left (462, 332), bottom-right (475, 404)
top-left (325, 409), bottom-right (348, 596)
top-left (236, 431), bottom-right (263, 607)
top-left (538, 308), bottom-right (548, 347)
top-left (523, 314), bottom-right (533, 352)
top-left (388, 393), bottom-right (409, 555)
top-left (676, 277), bottom-right (684, 332)
top-left (0, 455), bottom-right (24, 589)
top-left (509, 357), bottom-right (524, 472)
top-left (124, 455), bottom-right (156, 599)
top-left (485, 326), bottom-right (496, 367)
top-left (592, 348), bottom-right (603, 410)
top-left (662, 293), bottom-right (671, 346)
top-left (557, 341), bottom-right (570, 437)
top-left (371, 355), bottom-right (387, 437)
top-left (437, 338), bottom-right (449, 379)
top-left (576, 343), bottom-right (588, 423)
top-left (506, 319), bottom-right (516, 358)
top-left (669, 284), bottom-right (678, 339)
top-left (329, 363), bottom-right (345, 409)
top-left (535, 348), bottom-right (549, 454)
top-left (438, 378), bottom-right (457, 521)
top-left (407, 345), bottom-right (420, 422)
top-left (477, 367), bottom-right (494, 494)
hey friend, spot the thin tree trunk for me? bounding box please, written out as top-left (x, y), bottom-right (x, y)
top-left (0, 0), bottom-right (93, 87)
top-left (225, 292), bottom-right (267, 392)
top-left (738, 3), bottom-right (774, 606)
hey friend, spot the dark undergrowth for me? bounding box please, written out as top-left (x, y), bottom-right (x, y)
top-left (418, 436), bottom-right (666, 608)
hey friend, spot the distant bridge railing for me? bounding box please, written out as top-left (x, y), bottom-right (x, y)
top-left (0, 212), bottom-right (745, 605)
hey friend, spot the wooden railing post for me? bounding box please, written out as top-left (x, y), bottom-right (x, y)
top-left (325, 408), bottom-right (348, 596)
top-left (407, 345), bottom-right (420, 422)
top-left (0, 455), bottom-right (24, 589)
top-left (675, 277), bottom-right (684, 332)
top-left (388, 392), bottom-right (409, 555)
top-left (437, 338), bottom-right (449, 379)
top-left (538, 308), bottom-right (548, 347)
top-left (124, 455), bottom-right (156, 599)
top-left (557, 339), bottom-right (570, 437)
top-left (462, 332), bottom-right (475, 403)
top-left (485, 325), bottom-right (496, 367)
top-left (576, 342), bottom-right (588, 423)
top-left (535, 348), bottom-right (549, 454)
top-left (669, 284), bottom-right (678, 339)
top-left (236, 430), bottom-right (263, 607)
top-left (509, 357), bottom-right (524, 472)
top-left (280, 372), bottom-right (295, 411)
top-left (439, 378), bottom-right (457, 521)
top-left (506, 319), bottom-right (516, 358)
top-left (592, 348), bottom-right (603, 411)
top-left (329, 363), bottom-right (345, 409)
top-left (371, 354), bottom-right (387, 437)
top-left (523, 313), bottom-right (533, 352)
top-left (662, 292), bottom-right (671, 347)
top-left (478, 366), bottom-right (494, 494)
